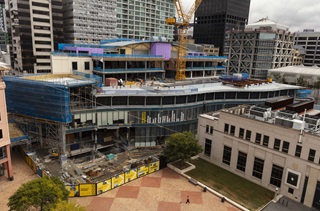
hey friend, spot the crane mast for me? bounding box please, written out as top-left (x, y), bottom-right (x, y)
top-left (166, 0), bottom-right (202, 80)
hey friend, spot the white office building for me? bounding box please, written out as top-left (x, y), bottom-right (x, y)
top-left (116, 0), bottom-right (175, 41)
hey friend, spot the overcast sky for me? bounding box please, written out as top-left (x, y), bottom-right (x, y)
top-left (249, 0), bottom-right (320, 32)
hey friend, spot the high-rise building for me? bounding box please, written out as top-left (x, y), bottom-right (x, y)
top-left (295, 30), bottom-right (320, 67)
top-left (224, 18), bottom-right (295, 79)
top-left (63, 0), bottom-right (117, 44)
top-left (116, 0), bottom-right (175, 41)
top-left (194, 0), bottom-right (251, 55)
top-left (0, 0), bottom-right (7, 51)
top-left (9, 0), bottom-right (63, 73)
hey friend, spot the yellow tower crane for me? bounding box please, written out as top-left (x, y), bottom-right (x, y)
top-left (166, 0), bottom-right (202, 80)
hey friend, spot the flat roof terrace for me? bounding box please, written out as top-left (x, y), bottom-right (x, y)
top-left (97, 81), bottom-right (301, 97)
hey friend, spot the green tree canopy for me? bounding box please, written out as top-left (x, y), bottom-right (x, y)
top-left (163, 131), bottom-right (203, 163)
top-left (8, 176), bottom-right (69, 211)
top-left (51, 201), bottom-right (86, 211)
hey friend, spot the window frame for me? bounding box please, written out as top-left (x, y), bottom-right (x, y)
top-left (222, 146), bottom-right (232, 165)
top-left (252, 157), bottom-right (264, 179)
top-left (204, 138), bottom-right (212, 157)
top-left (236, 151), bottom-right (247, 172)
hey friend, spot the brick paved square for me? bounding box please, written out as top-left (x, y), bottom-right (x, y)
top-left (181, 191), bottom-right (203, 204)
top-left (141, 177), bottom-right (161, 188)
top-left (116, 186), bottom-right (140, 198)
top-left (87, 197), bottom-right (114, 211)
top-left (157, 201), bottom-right (181, 211)
top-left (161, 168), bottom-right (180, 179)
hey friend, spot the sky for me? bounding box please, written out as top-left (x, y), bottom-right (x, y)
top-left (182, 0), bottom-right (320, 33)
top-left (249, 0), bottom-right (320, 32)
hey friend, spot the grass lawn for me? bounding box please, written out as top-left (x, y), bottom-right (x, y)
top-left (187, 158), bottom-right (274, 210)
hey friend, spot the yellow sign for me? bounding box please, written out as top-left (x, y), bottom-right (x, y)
top-left (112, 173), bottom-right (125, 188)
top-left (79, 184), bottom-right (96, 197)
top-left (142, 112), bottom-right (146, 124)
top-left (149, 161), bottom-right (160, 173)
top-left (125, 169), bottom-right (137, 183)
top-left (138, 165), bottom-right (149, 177)
top-left (66, 185), bottom-right (80, 197)
top-left (97, 179), bottom-right (112, 195)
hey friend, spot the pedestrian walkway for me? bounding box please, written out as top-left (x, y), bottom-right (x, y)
top-left (0, 151), bottom-right (39, 210)
top-left (70, 168), bottom-right (240, 211)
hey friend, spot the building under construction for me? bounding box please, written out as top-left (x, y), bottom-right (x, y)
top-left (2, 38), bottom-right (303, 184)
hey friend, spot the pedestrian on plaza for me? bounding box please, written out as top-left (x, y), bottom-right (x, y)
top-left (186, 195), bottom-right (190, 204)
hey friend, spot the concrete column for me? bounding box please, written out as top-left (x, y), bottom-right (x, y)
top-left (203, 70), bottom-right (205, 78)
top-left (5, 145), bottom-right (13, 180)
top-left (304, 167), bottom-right (319, 208)
top-left (60, 124), bottom-right (67, 166)
top-left (116, 129), bottom-right (119, 139)
top-left (190, 71), bottom-right (193, 78)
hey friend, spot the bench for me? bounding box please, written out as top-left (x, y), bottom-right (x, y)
top-left (189, 178), bottom-right (198, 186)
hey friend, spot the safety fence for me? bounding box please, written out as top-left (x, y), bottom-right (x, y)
top-left (18, 146), bottom-right (160, 197)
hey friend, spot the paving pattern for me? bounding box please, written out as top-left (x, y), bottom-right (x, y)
top-left (0, 151), bottom-right (242, 211)
top-left (0, 151), bottom-right (39, 211)
top-left (70, 168), bottom-right (241, 211)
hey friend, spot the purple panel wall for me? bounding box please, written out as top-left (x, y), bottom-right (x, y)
top-left (150, 42), bottom-right (171, 60)
top-left (64, 47), bottom-right (104, 54)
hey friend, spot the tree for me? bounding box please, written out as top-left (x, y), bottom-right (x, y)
top-left (163, 131), bottom-right (203, 164)
top-left (51, 201), bottom-right (86, 211)
top-left (8, 176), bottom-right (69, 211)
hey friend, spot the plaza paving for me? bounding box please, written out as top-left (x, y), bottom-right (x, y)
top-left (0, 151), bottom-right (241, 211)
top-left (70, 168), bottom-right (240, 211)
top-left (0, 151), bottom-right (39, 210)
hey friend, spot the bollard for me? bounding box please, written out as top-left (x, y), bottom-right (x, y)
top-left (221, 197), bottom-right (225, 203)
top-left (203, 187), bottom-right (207, 192)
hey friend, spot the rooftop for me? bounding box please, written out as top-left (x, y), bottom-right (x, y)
top-left (97, 80), bottom-right (300, 96)
top-left (201, 98), bottom-right (320, 136)
top-left (269, 65), bottom-right (320, 76)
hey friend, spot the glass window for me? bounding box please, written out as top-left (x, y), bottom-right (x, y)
top-left (204, 139), bottom-right (212, 157)
top-left (252, 157), bottom-right (264, 179)
top-left (295, 145), bottom-right (302, 157)
top-left (274, 139), bottom-right (281, 150)
top-left (263, 135), bottom-right (269, 147)
top-left (222, 146), bottom-right (232, 165)
top-left (270, 164), bottom-right (283, 188)
top-left (239, 128), bottom-right (244, 139)
top-left (308, 149), bottom-right (316, 162)
top-left (237, 151), bottom-right (247, 172)
top-left (206, 125), bottom-right (209, 133)
top-left (230, 125), bottom-right (235, 135)
top-left (224, 124), bottom-right (229, 133)
top-left (72, 62), bottom-right (77, 70)
top-left (245, 130), bottom-right (251, 141)
top-left (255, 133), bottom-right (261, 144)
top-left (210, 126), bottom-right (214, 134)
top-left (282, 141), bottom-right (290, 153)
top-left (84, 61), bottom-right (90, 70)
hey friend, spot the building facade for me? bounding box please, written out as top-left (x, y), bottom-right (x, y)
top-left (225, 18), bottom-right (295, 79)
top-left (0, 71), bottom-right (13, 180)
top-left (295, 30), bottom-right (320, 67)
top-left (194, 0), bottom-right (251, 55)
top-left (116, 0), bottom-right (174, 41)
top-left (0, 0), bottom-right (7, 51)
top-left (9, 0), bottom-right (63, 73)
top-left (198, 102), bottom-right (320, 209)
top-left (63, 0), bottom-right (117, 44)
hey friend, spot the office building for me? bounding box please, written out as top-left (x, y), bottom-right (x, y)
top-left (194, 0), bottom-right (251, 55)
top-left (116, 0), bottom-right (174, 41)
top-left (225, 18), bottom-right (295, 79)
top-left (295, 30), bottom-right (320, 67)
top-left (63, 0), bottom-right (117, 44)
top-left (9, 0), bottom-right (63, 73)
top-left (198, 99), bottom-right (320, 209)
top-left (0, 0), bottom-right (7, 51)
